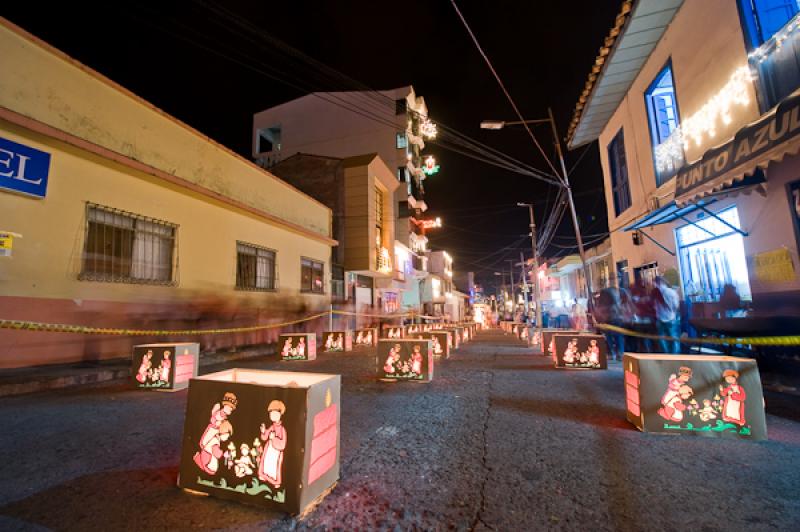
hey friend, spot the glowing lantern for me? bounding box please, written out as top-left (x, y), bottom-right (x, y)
top-left (623, 354), bottom-right (766, 440)
top-left (377, 339), bottom-right (434, 382)
top-left (422, 156), bottom-right (440, 176)
top-left (540, 329), bottom-right (582, 359)
top-left (415, 331), bottom-right (451, 358)
top-left (132, 342), bottom-right (198, 391)
top-left (441, 327), bottom-right (463, 350)
top-left (552, 334), bottom-right (608, 369)
top-left (278, 334), bottom-right (317, 361)
top-left (353, 328), bottom-right (378, 348)
top-left (381, 326), bottom-right (404, 339)
top-left (321, 331), bottom-right (353, 353)
top-left (178, 369), bottom-right (340, 513)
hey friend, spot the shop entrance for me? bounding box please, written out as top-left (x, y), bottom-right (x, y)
top-left (676, 206), bottom-right (751, 302)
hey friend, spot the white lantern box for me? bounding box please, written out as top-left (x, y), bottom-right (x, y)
top-left (377, 339), bottom-right (434, 382)
top-left (321, 331), bottom-right (353, 353)
top-left (132, 342), bottom-right (199, 392)
top-left (414, 331), bottom-right (451, 358)
top-left (623, 354), bottom-right (766, 440)
top-left (406, 324), bottom-right (422, 336)
top-left (353, 328), bottom-right (377, 348)
top-left (178, 368), bottom-right (341, 513)
top-left (541, 329), bottom-right (583, 359)
top-left (552, 334), bottom-right (608, 369)
top-left (381, 325), bottom-right (404, 339)
top-left (278, 334), bottom-right (317, 361)
top-left (442, 327), bottom-right (463, 350)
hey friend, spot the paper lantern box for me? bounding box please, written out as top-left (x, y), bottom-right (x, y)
top-left (553, 334), bottom-right (608, 369)
top-left (417, 331), bottom-right (451, 358)
top-left (353, 328), bottom-right (377, 348)
top-left (442, 328), bottom-right (462, 350)
top-left (278, 334), bottom-right (317, 361)
top-left (377, 339), bottom-right (434, 382)
top-left (511, 323), bottom-right (526, 337)
top-left (406, 324), bottom-right (422, 336)
top-left (541, 329), bottom-right (581, 359)
top-left (459, 325), bottom-right (471, 344)
top-left (132, 343), bottom-right (199, 391)
top-left (381, 326), bottom-right (404, 339)
top-left (321, 331), bottom-right (353, 353)
top-left (178, 369), bottom-right (341, 514)
top-left (527, 328), bottom-right (541, 348)
top-left (623, 354), bottom-right (766, 440)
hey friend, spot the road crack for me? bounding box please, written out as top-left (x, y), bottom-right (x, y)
top-left (470, 355), bottom-right (496, 532)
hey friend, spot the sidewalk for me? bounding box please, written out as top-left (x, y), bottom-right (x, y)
top-left (0, 344), bottom-right (276, 397)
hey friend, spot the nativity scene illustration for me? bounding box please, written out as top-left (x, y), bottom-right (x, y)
top-left (134, 348), bottom-right (173, 388)
top-left (378, 340), bottom-right (433, 381)
top-left (192, 392), bottom-right (289, 503)
top-left (354, 329), bottom-right (376, 347)
top-left (554, 335), bottom-right (607, 369)
top-left (278, 334), bottom-right (316, 361)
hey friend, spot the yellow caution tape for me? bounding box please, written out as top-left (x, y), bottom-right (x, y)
top-left (0, 312), bottom-right (330, 337)
top-left (595, 323), bottom-right (800, 347)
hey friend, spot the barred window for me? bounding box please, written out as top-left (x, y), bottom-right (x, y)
top-left (236, 242), bottom-right (277, 291)
top-left (80, 204), bottom-right (176, 284)
top-left (301, 257), bottom-right (325, 293)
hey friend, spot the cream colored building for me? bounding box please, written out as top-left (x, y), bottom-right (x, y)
top-left (568, 0), bottom-right (800, 316)
top-left (0, 19), bottom-right (335, 368)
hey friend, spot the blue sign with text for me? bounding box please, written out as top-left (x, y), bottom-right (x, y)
top-left (0, 136), bottom-right (51, 198)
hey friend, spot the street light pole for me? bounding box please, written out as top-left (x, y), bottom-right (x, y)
top-left (507, 259), bottom-right (515, 316)
top-left (547, 108), bottom-right (593, 303)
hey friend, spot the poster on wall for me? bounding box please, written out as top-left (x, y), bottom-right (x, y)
top-left (177, 369), bottom-right (341, 513)
top-left (376, 340), bottom-right (434, 382)
top-left (553, 335), bottom-right (608, 369)
top-left (623, 354), bottom-right (766, 440)
top-left (132, 343), bottom-right (198, 391)
top-left (278, 334), bottom-right (317, 361)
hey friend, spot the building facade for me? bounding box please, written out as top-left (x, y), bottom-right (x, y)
top-left (0, 19), bottom-right (335, 368)
top-left (269, 152), bottom-right (401, 313)
top-left (568, 0), bottom-right (800, 316)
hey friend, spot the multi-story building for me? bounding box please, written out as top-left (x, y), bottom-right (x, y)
top-left (252, 86), bottom-right (444, 314)
top-left (268, 152), bottom-right (402, 314)
top-left (423, 250), bottom-right (457, 318)
top-left (0, 19), bottom-right (335, 368)
top-left (568, 0), bottom-right (800, 316)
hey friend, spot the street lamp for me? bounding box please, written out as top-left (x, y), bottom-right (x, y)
top-left (481, 111), bottom-right (594, 303)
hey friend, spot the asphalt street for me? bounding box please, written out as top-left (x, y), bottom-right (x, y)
top-left (1, 329), bottom-right (799, 531)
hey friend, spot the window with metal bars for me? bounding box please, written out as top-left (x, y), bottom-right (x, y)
top-left (301, 257), bottom-right (325, 293)
top-left (236, 242), bottom-right (277, 291)
top-left (80, 203), bottom-right (177, 284)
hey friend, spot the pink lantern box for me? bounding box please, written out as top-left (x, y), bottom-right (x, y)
top-left (381, 326), bottom-right (404, 339)
top-left (623, 354), bottom-right (766, 440)
top-left (278, 334), bottom-right (317, 361)
top-left (552, 334), bottom-right (608, 369)
top-left (441, 328), bottom-right (462, 350)
top-left (353, 328), bottom-right (377, 348)
top-left (377, 339), bottom-right (434, 382)
top-left (321, 331), bottom-right (353, 353)
top-left (406, 324), bottom-right (423, 336)
top-left (416, 331), bottom-right (451, 358)
top-left (178, 369), bottom-right (341, 514)
top-left (132, 342), bottom-right (199, 392)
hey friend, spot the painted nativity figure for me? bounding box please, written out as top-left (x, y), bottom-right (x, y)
top-left (194, 392), bottom-right (238, 475)
top-left (720, 369), bottom-right (746, 426)
top-left (258, 399), bottom-right (287, 488)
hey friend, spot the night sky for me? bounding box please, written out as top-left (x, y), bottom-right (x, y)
top-left (4, 1), bottom-right (621, 290)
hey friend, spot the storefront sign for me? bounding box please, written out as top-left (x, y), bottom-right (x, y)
top-left (0, 136), bottom-right (51, 198)
top-left (675, 90), bottom-right (800, 199)
top-left (752, 248), bottom-right (796, 283)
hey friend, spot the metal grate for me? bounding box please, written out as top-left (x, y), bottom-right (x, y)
top-left (80, 203), bottom-right (177, 285)
top-left (236, 242), bottom-right (277, 291)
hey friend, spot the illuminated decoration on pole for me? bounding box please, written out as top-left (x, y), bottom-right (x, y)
top-left (422, 155), bottom-right (440, 176)
top-left (655, 66), bottom-right (752, 173)
top-left (377, 246), bottom-right (392, 274)
top-left (420, 115), bottom-right (438, 139)
top-left (414, 217), bottom-right (442, 229)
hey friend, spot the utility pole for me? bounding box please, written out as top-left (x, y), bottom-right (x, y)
top-left (548, 108), bottom-right (593, 303)
top-left (507, 259), bottom-right (515, 316)
top-left (519, 203), bottom-right (543, 329)
top-left (519, 251), bottom-right (529, 318)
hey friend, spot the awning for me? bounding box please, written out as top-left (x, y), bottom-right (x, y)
top-left (674, 88), bottom-right (800, 205)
